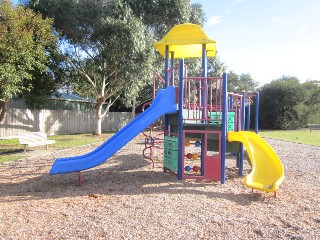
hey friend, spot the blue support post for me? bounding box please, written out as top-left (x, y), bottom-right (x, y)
top-left (164, 46), bottom-right (169, 87)
top-left (241, 92), bottom-right (246, 131)
top-left (236, 106), bottom-right (241, 168)
top-left (200, 44), bottom-right (207, 176)
top-left (236, 99), bottom-right (240, 168)
top-left (170, 52), bottom-right (174, 86)
top-left (201, 44), bottom-right (208, 122)
top-left (177, 59), bottom-right (184, 180)
top-left (247, 100), bottom-right (251, 130)
top-left (164, 46), bottom-right (169, 136)
top-left (236, 106), bottom-right (241, 131)
top-left (228, 96), bottom-right (233, 111)
top-left (239, 91), bottom-right (246, 176)
top-left (255, 92), bottom-right (260, 134)
top-left (221, 73), bottom-right (227, 184)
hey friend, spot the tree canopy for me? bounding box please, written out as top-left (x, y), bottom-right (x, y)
top-left (0, 1), bottom-right (61, 122)
top-left (259, 76), bottom-right (307, 129)
top-left (227, 71), bottom-right (259, 93)
top-left (27, 0), bottom-right (206, 134)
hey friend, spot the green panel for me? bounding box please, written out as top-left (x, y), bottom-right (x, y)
top-left (164, 136), bottom-right (179, 150)
top-left (164, 136), bottom-right (178, 143)
top-left (164, 156), bottom-right (170, 168)
top-left (227, 122), bottom-right (234, 131)
top-left (164, 156), bottom-right (178, 172)
top-left (209, 112), bottom-right (235, 127)
top-left (209, 112), bottom-right (235, 118)
top-left (167, 149), bottom-right (178, 159)
top-left (228, 117), bottom-right (234, 122)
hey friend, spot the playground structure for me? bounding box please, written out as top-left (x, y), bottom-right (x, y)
top-left (50, 23), bottom-right (284, 195)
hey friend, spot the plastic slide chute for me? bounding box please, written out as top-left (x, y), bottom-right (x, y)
top-left (228, 131), bottom-right (284, 193)
top-left (50, 86), bottom-right (178, 174)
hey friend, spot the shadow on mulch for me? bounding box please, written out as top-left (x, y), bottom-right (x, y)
top-left (0, 153), bottom-right (267, 205)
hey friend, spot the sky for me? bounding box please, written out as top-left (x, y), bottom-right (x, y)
top-left (11, 0), bottom-right (320, 85)
top-left (191, 0), bottom-right (320, 84)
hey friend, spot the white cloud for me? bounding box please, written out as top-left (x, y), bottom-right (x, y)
top-left (207, 16), bottom-right (223, 26)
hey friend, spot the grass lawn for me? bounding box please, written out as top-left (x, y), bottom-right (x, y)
top-left (49, 133), bottom-right (113, 148)
top-left (259, 129), bottom-right (320, 146)
top-left (0, 133), bottom-right (114, 164)
top-left (1, 130), bottom-right (318, 164)
top-left (0, 155), bottom-right (25, 164)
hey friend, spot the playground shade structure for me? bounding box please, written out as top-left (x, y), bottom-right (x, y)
top-left (50, 87), bottom-right (178, 174)
top-left (228, 131), bottom-right (284, 193)
top-left (153, 23), bottom-right (216, 58)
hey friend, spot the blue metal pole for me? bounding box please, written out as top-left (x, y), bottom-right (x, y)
top-left (236, 105), bottom-right (240, 168)
top-left (221, 73), bottom-right (227, 184)
top-left (239, 91), bottom-right (246, 176)
top-left (200, 44), bottom-right (207, 176)
top-left (201, 44), bottom-right (207, 122)
top-left (164, 46), bottom-right (169, 87)
top-left (201, 45), bottom-right (207, 76)
top-left (177, 59), bottom-right (184, 180)
top-left (241, 92), bottom-right (246, 131)
top-left (255, 92), bottom-right (260, 134)
top-left (170, 51), bottom-right (174, 86)
top-left (228, 95), bottom-right (233, 111)
top-left (164, 45), bottom-right (169, 136)
top-left (247, 100), bottom-right (251, 130)
top-left (236, 106), bottom-right (241, 131)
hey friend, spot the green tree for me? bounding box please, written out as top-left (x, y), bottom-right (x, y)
top-left (227, 71), bottom-right (259, 93)
top-left (0, 1), bottom-right (60, 122)
top-left (259, 76), bottom-right (305, 129)
top-left (302, 80), bottom-right (320, 124)
top-left (28, 0), bottom-right (205, 134)
top-left (114, 0), bottom-right (207, 111)
top-left (207, 56), bottom-right (227, 77)
top-left (29, 0), bottom-right (155, 134)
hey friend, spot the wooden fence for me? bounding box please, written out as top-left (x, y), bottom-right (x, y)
top-left (0, 108), bottom-right (133, 138)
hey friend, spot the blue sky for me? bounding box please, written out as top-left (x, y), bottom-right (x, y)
top-left (192, 0), bottom-right (320, 84)
top-left (12, 0), bottom-right (320, 85)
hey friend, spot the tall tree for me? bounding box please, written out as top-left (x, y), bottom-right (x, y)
top-left (207, 56), bottom-right (227, 77)
top-left (28, 0), bottom-right (205, 134)
top-left (0, 1), bottom-right (60, 122)
top-left (259, 76), bottom-right (305, 129)
top-left (302, 80), bottom-right (320, 124)
top-left (227, 71), bottom-right (259, 93)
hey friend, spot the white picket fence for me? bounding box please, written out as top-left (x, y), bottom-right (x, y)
top-left (0, 108), bottom-right (133, 138)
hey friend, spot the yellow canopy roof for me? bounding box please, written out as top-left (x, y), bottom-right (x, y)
top-left (153, 23), bottom-right (216, 58)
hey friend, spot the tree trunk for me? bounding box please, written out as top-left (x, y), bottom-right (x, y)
top-left (94, 105), bottom-right (102, 135)
top-left (94, 96), bottom-right (105, 135)
top-left (95, 114), bottom-right (102, 135)
top-left (0, 100), bottom-right (7, 123)
top-left (131, 98), bottom-right (136, 119)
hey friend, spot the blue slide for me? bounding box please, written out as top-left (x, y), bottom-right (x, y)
top-left (50, 86), bottom-right (178, 174)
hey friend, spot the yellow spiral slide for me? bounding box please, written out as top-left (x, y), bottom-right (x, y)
top-left (228, 131), bottom-right (284, 193)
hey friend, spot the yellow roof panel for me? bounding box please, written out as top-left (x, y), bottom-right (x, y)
top-left (153, 23), bottom-right (216, 58)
